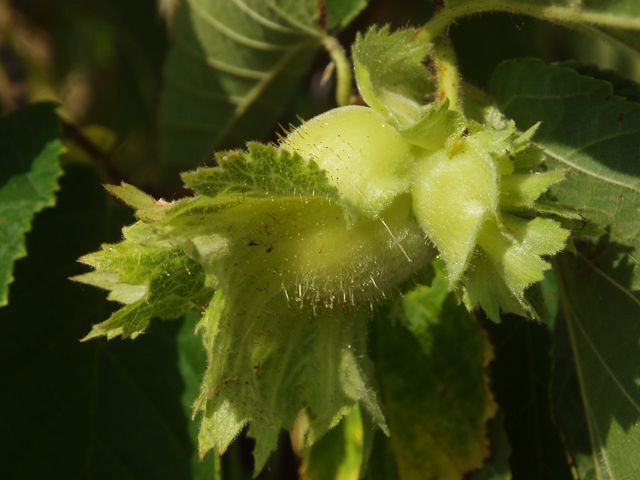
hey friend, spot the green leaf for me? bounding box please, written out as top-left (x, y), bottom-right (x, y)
top-left (0, 103), bottom-right (64, 307)
top-left (371, 261), bottom-right (497, 480)
top-left (0, 165), bottom-right (193, 479)
top-left (559, 61), bottom-right (640, 104)
top-left (178, 311), bottom-right (221, 480)
top-left (325, 0), bottom-right (370, 30)
top-left (352, 26), bottom-right (434, 125)
top-left (491, 58), bottom-right (640, 480)
top-left (159, 0), bottom-right (364, 177)
top-left (553, 244), bottom-right (640, 480)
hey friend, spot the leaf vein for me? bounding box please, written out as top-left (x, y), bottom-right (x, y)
top-left (189, 0), bottom-right (293, 51)
top-left (213, 36), bottom-right (319, 149)
top-left (175, 36), bottom-right (268, 79)
top-left (163, 73), bottom-right (243, 104)
top-left (563, 129), bottom-right (640, 160)
top-left (538, 145), bottom-right (640, 195)
top-left (265, 3), bottom-right (321, 37)
top-left (230, 0), bottom-right (305, 35)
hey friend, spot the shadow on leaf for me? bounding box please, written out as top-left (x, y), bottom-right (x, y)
top-left (553, 234), bottom-right (640, 478)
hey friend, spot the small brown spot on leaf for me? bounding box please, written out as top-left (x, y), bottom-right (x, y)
top-left (617, 113), bottom-right (625, 122)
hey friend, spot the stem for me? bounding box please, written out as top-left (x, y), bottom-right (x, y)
top-left (430, 35), bottom-right (462, 112)
top-left (60, 120), bottom-right (125, 185)
top-left (417, 0), bottom-right (640, 43)
top-left (322, 36), bottom-right (352, 107)
top-left (414, 10), bottom-right (454, 44)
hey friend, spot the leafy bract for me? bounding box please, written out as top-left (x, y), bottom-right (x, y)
top-left (77, 142), bottom-right (440, 475)
top-left (352, 26), bottom-right (435, 126)
top-left (182, 142), bottom-right (340, 201)
top-left (159, 0), bottom-right (365, 178)
top-left (411, 117), bottom-right (569, 321)
top-left (0, 103), bottom-right (64, 308)
top-left (371, 260), bottom-right (497, 480)
top-left (491, 58), bottom-right (640, 480)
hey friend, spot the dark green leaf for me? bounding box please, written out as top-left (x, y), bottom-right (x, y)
top-left (491, 58), bottom-right (640, 480)
top-left (578, 23), bottom-right (640, 62)
top-left (159, 0), bottom-right (365, 178)
top-left (0, 103), bottom-right (64, 307)
top-left (0, 165), bottom-right (193, 479)
top-left (553, 242), bottom-right (640, 480)
top-left (326, 0), bottom-right (369, 30)
top-left (558, 61), bottom-right (640, 104)
top-left (371, 261), bottom-right (497, 479)
top-left (491, 58), bottom-right (640, 275)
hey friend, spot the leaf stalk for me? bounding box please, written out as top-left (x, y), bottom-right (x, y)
top-left (430, 35), bottom-right (462, 112)
top-left (322, 35), bottom-right (353, 107)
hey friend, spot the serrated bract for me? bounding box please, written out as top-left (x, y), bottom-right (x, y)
top-left (76, 25), bottom-right (577, 474)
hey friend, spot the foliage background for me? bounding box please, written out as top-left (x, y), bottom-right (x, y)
top-left (1, 0), bottom-right (639, 479)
